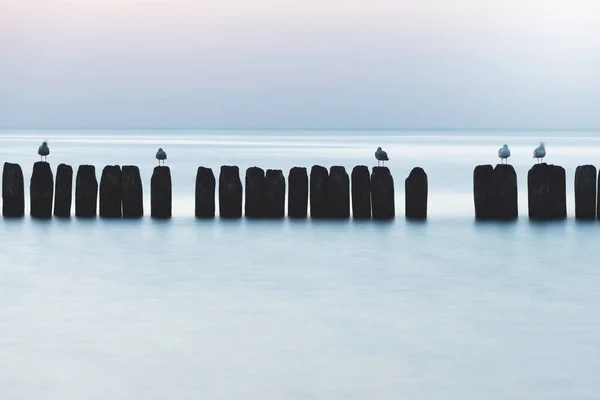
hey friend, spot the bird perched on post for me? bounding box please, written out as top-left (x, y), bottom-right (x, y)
top-left (533, 142), bottom-right (546, 164)
top-left (156, 148), bottom-right (167, 166)
top-left (38, 141), bottom-right (49, 162)
top-left (498, 144), bottom-right (510, 164)
top-left (375, 147), bottom-right (389, 166)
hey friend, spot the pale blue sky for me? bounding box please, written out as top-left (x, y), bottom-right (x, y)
top-left (1, 0), bottom-right (599, 129)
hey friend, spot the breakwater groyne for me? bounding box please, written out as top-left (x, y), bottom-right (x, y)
top-left (2, 161), bottom-right (600, 220)
top-left (4, 162), bottom-right (410, 220)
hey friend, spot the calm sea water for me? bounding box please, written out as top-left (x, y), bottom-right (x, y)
top-left (0, 130), bottom-right (599, 399)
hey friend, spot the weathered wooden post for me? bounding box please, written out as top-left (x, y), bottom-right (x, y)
top-left (473, 165), bottom-right (494, 219)
top-left (310, 165), bottom-right (329, 218)
top-left (328, 166), bottom-right (350, 218)
top-left (264, 169), bottom-right (285, 218)
top-left (99, 165), bottom-right (122, 218)
top-left (121, 165), bottom-right (143, 218)
top-left (528, 163), bottom-right (566, 220)
top-left (405, 167), bottom-right (428, 220)
top-left (351, 166), bottom-right (371, 219)
top-left (195, 167), bottom-right (215, 218)
top-left (75, 165), bottom-right (98, 217)
top-left (371, 166), bottom-right (394, 219)
top-left (2, 162), bottom-right (24, 217)
top-left (219, 165), bottom-right (242, 218)
top-left (288, 167), bottom-right (308, 218)
top-left (54, 164), bottom-right (73, 218)
top-left (575, 165), bottom-right (596, 220)
top-left (151, 166), bottom-right (172, 219)
top-left (473, 164), bottom-right (517, 220)
top-left (30, 161), bottom-right (54, 218)
top-left (245, 167), bottom-right (265, 218)
top-left (492, 164), bottom-right (518, 220)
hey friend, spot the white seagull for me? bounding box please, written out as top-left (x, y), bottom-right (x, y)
top-left (156, 148), bottom-right (167, 166)
top-left (38, 141), bottom-right (49, 162)
top-left (498, 144), bottom-right (510, 164)
top-left (375, 147), bottom-right (389, 166)
top-left (533, 142), bottom-right (546, 164)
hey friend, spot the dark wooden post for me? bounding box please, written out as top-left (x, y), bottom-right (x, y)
top-left (2, 162), bottom-right (24, 217)
top-left (99, 165), bottom-right (122, 218)
top-left (245, 167), bottom-right (265, 218)
top-left (288, 167), bottom-right (308, 218)
top-left (371, 166), bottom-right (394, 219)
top-left (264, 169), bottom-right (285, 218)
top-left (351, 166), bottom-right (371, 219)
top-left (327, 166), bottom-right (350, 218)
top-left (54, 164), bottom-right (73, 218)
top-left (492, 164), bottom-right (518, 220)
top-left (528, 163), bottom-right (566, 220)
top-left (75, 165), bottom-right (98, 217)
top-left (473, 165), bottom-right (494, 219)
top-left (310, 165), bottom-right (329, 218)
top-left (121, 165), bottom-right (143, 218)
top-left (30, 161), bottom-right (54, 218)
top-left (151, 166), bottom-right (172, 218)
top-left (574, 165), bottom-right (596, 220)
top-left (195, 167), bottom-right (215, 218)
top-left (219, 166), bottom-right (242, 218)
top-left (405, 167), bottom-right (428, 220)
top-left (474, 164), bottom-right (518, 220)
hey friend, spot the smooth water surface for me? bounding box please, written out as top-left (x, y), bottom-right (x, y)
top-left (0, 130), bottom-right (599, 399)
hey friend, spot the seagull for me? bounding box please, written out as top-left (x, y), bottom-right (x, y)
top-left (498, 144), bottom-right (510, 164)
top-left (38, 141), bottom-right (49, 162)
top-left (533, 142), bottom-right (546, 164)
top-left (375, 147), bottom-right (389, 166)
top-left (156, 148), bottom-right (167, 166)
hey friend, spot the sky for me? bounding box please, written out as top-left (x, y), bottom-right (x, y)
top-left (0, 0), bottom-right (599, 130)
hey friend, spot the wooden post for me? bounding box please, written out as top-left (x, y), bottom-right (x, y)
top-left (288, 167), bottom-right (308, 218)
top-left (575, 165), bottom-right (596, 220)
top-left (310, 165), bottom-right (329, 218)
top-left (151, 166), bottom-right (172, 218)
top-left (371, 166), bottom-right (394, 219)
top-left (2, 162), bottom-right (24, 217)
top-left (99, 165), bottom-right (122, 218)
top-left (528, 163), bottom-right (566, 220)
top-left (245, 167), bottom-right (265, 218)
top-left (351, 166), bottom-right (371, 219)
top-left (492, 164), bottom-right (518, 220)
top-left (195, 167), bottom-right (215, 218)
top-left (473, 164), bottom-right (517, 220)
top-left (264, 169), bottom-right (285, 218)
top-left (473, 165), bottom-right (494, 219)
top-left (30, 161), bottom-right (54, 218)
top-left (328, 166), bottom-right (350, 218)
top-left (219, 165), bottom-right (242, 218)
top-left (121, 165), bottom-right (143, 218)
top-left (75, 165), bottom-right (98, 217)
top-left (405, 167), bottom-right (428, 220)
top-left (54, 164), bottom-right (73, 218)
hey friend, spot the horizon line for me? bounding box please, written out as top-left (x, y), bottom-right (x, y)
top-left (0, 127), bottom-right (598, 132)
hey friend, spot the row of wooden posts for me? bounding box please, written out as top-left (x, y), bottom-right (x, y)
top-left (3, 162), bottom-right (427, 219)
top-left (3, 161), bottom-right (600, 220)
top-left (474, 163), bottom-right (600, 220)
